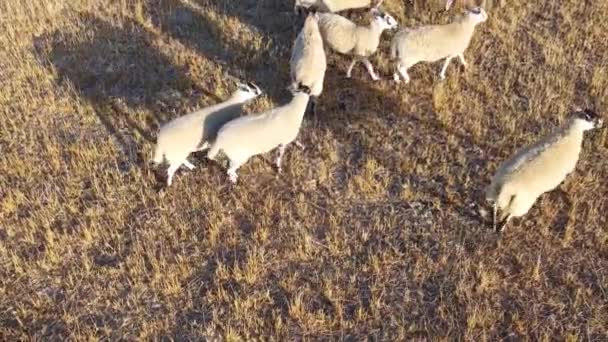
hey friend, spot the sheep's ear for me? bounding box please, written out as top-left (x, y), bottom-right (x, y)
top-left (247, 82), bottom-right (262, 95)
top-left (370, 7), bottom-right (380, 16)
top-left (236, 82), bottom-right (248, 91)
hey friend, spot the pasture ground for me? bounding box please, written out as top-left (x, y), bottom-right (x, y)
top-left (1, 0), bottom-right (607, 339)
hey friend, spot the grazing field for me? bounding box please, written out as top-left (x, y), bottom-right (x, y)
top-left (1, 0), bottom-right (607, 339)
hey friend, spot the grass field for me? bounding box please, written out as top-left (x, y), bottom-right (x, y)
top-left (1, 0), bottom-right (607, 339)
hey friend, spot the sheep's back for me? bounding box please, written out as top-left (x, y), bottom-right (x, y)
top-left (201, 104), bottom-right (243, 144)
top-left (215, 112), bottom-right (290, 156)
top-left (290, 21), bottom-right (327, 89)
top-left (325, 0), bottom-right (372, 12)
top-left (157, 113), bottom-right (205, 156)
top-left (395, 24), bottom-right (473, 62)
top-left (318, 14), bottom-right (357, 54)
top-left (497, 134), bottom-right (583, 198)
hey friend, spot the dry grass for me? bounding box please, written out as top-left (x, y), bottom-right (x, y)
top-left (1, 0), bottom-right (607, 339)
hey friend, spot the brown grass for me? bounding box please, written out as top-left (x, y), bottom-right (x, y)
top-left (1, 0), bottom-right (607, 340)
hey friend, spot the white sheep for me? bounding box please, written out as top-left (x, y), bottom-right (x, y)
top-left (294, 0), bottom-right (383, 13)
top-left (390, 7), bottom-right (487, 83)
top-left (445, 0), bottom-right (493, 11)
top-left (485, 109), bottom-right (603, 232)
top-left (153, 82), bottom-right (262, 186)
top-left (206, 84), bottom-right (311, 184)
top-left (317, 8), bottom-right (398, 80)
top-left (290, 9), bottom-right (327, 113)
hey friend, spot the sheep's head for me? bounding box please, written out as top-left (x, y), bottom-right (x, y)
top-left (295, 83), bottom-right (312, 95)
top-left (573, 109), bottom-right (603, 131)
top-left (234, 81), bottom-right (263, 101)
top-left (371, 9), bottom-right (398, 30)
top-left (467, 7), bottom-right (488, 24)
top-left (304, 6), bottom-right (320, 23)
top-left (294, 0), bottom-right (316, 14)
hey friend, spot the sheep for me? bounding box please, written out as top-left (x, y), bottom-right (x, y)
top-left (294, 0), bottom-right (383, 13)
top-left (153, 82), bottom-right (262, 186)
top-left (390, 7), bottom-right (487, 83)
top-left (206, 84), bottom-right (311, 184)
top-left (317, 8), bottom-right (398, 80)
top-left (290, 9), bottom-right (327, 114)
top-left (485, 109), bottom-right (604, 232)
top-left (445, 0), bottom-right (493, 11)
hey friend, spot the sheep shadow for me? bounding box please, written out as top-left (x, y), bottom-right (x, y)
top-left (34, 13), bottom-right (211, 174)
top-left (145, 0), bottom-right (299, 105)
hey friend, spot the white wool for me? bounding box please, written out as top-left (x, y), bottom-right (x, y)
top-left (290, 12), bottom-right (327, 97)
top-left (294, 0), bottom-right (381, 13)
top-left (207, 88), bottom-right (311, 183)
top-left (153, 83), bottom-right (261, 186)
top-left (390, 7), bottom-right (487, 82)
top-left (317, 9), bottom-right (398, 80)
top-left (485, 111), bottom-right (603, 231)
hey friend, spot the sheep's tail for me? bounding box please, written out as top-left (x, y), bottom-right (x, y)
top-left (495, 182), bottom-right (516, 213)
top-left (206, 142), bottom-right (221, 161)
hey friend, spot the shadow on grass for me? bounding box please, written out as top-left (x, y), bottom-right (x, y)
top-left (34, 13), bottom-right (213, 172)
top-left (145, 0), bottom-right (298, 105)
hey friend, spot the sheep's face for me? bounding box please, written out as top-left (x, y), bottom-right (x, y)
top-left (574, 109), bottom-right (603, 130)
top-left (235, 82), bottom-right (263, 101)
top-left (294, 0), bottom-right (316, 12)
top-left (372, 10), bottom-right (398, 30)
top-left (467, 7), bottom-right (488, 24)
top-left (290, 82), bottom-right (311, 96)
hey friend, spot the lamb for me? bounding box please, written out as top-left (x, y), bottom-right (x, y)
top-left (294, 0), bottom-right (383, 13)
top-left (390, 7), bottom-right (487, 83)
top-left (153, 82), bottom-right (262, 186)
top-left (317, 8), bottom-right (398, 80)
top-left (206, 84), bottom-right (311, 184)
top-left (485, 109), bottom-right (603, 232)
top-left (290, 9), bottom-right (327, 114)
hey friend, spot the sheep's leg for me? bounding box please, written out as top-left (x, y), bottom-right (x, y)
top-left (346, 58), bottom-right (359, 78)
top-left (394, 62), bottom-right (410, 84)
top-left (183, 160), bottom-right (195, 170)
top-left (166, 163), bottom-right (180, 187)
top-left (496, 214), bottom-right (511, 233)
top-left (309, 96), bottom-right (318, 116)
top-left (445, 0), bottom-right (455, 10)
top-left (492, 203), bottom-right (498, 232)
top-left (362, 58), bottom-right (380, 81)
top-left (275, 144), bottom-right (287, 173)
top-left (227, 160), bottom-right (243, 184)
top-left (196, 142), bottom-right (210, 152)
top-left (457, 53), bottom-right (468, 69)
top-left (439, 56), bottom-right (454, 80)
